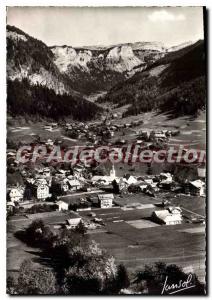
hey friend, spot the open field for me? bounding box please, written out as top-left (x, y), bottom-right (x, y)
top-left (7, 193), bottom-right (206, 283)
top-left (84, 208), bottom-right (206, 282)
top-left (78, 194), bottom-right (206, 282)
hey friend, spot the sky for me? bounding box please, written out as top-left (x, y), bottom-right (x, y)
top-left (7, 7), bottom-right (204, 47)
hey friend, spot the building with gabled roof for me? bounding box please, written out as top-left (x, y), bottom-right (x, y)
top-left (152, 206), bottom-right (182, 225)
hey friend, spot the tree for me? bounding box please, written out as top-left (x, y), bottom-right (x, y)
top-left (116, 264), bottom-right (130, 290)
top-left (10, 260), bottom-right (58, 295)
top-left (62, 242), bottom-right (118, 295)
top-left (134, 262), bottom-right (205, 295)
top-left (75, 221), bottom-right (87, 235)
top-left (112, 179), bottom-right (120, 194)
top-left (24, 219), bottom-right (54, 248)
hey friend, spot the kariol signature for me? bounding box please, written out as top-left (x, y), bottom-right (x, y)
top-left (161, 273), bottom-right (195, 295)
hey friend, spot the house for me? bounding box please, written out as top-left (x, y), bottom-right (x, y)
top-left (68, 178), bottom-right (82, 191)
top-left (137, 181), bottom-right (148, 192)
top-left (66, 217), bottom-right (82, 229)
top-left (56, 200), bottom-right (69, 211)
top-left (34, 179), bottom-right (50, 201)
top-left (118, 178), bottom-right (129, 193)
top-left (123, 174), bottom-right (137, 185)
top-left (159, 173), bottom-right (173, 189)
top-left (8, 187), bottom-right (24, 203)
top-left (45, 139), bottom-right (54, 146)
top-left (58, 179), bottom-right (70, 192)
top-left (43, 167), bottom-right (51, 177)
top-left (138, 131), bottom-right (150, 141)
top-left (145, 184), bottom-right (159, 197)
top-left (7, 201), bottom-right (15, 214)
top-left (151, 131), bottom-right (167, 141)
top-left (152, 207), bottom-right (182, 225)
top-left (189, 180), bottom-right (205, 196)
top-left (98, 194), bottom-right (114, 208)
top-left (160, 173), bottom-right (173, 184)
top-left (197, 166), bottom-right (206, 179)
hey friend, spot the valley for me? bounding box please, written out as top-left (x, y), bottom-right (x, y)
top-left (6, 21), bottom-right (207, 295)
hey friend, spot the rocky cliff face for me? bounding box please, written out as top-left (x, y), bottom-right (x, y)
top-left (51, 42), bottom-right (167, 74)
top-left (7, 25), bottom-right (71, 95)
top-left (50, 42), bottom-right (167, 94)
top-left (7, 24), bottom-right (196, 99)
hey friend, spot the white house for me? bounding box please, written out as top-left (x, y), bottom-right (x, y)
top-left (34, 179), bottom-right (50, 201)
top-left (160, 173), bottom-right (173, 184)
top-left (56, 200), bottom-right (69, 211)
top-left (189, 180), bottom-right (205, 196)
top-left (197, 166), bottom-right (206, 179)
top-left (7, 201), bottom-right (15, 214)
top-left (66, 217), bottom-right (82, 229)
top-left (9, 187), bottom-right (23, 203)
top-left (152, 207), bottom-right (182, 225)
top-left (98, 194), bottom-right (114, 208)
top-left (68, 178), bottom-right (82, 191)
top-left (59, 179), bottom-right (70, 192)
top-left (123, 174), bottom-right (137, 185)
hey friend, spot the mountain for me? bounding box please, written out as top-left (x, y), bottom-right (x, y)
top-left (7, 25), bottom-right (205, 121)
top-left (98, 40), bottom-right (206, 117)
top-left (7, 24), bottom-right (168, 98)
top-left (6, 25), bottom-right (101, 121)
top-left (167, 41), bottom-right (195, 52)
top-left (7, 25), bottom-right (74, 95)
top-left (50, 42), bottom-right (167, 95)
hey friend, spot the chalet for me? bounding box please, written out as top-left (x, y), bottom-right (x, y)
top-left (7, 201), bottom-right (15, 214)
top-left (98, 194), bottom-right (114, 208)
top-left (118, 178), bottom-right (129, 193)
top-left (197, 166), bottom-right (206, 179)
top-left (45, 139), bottom-right (54, 146)
top-left (43, 167), bottom-right (51, 177)
top-left (68, 178), bottom-right (82, 191)
top-left (152, 132), bottom-right (167, 141)
top-left (152, 207), bottom-right (182, 225)
top-left (159, 173), bottom-right (173, 189)
top-left (56, 200), bottom-right (69, 211)
top-left (66, 217), bottom-right (82, 229)
top-left (123, 174), bottom-right (137, 185)
top-left (160, 173), bottom-right (173, 184)
top-left (50, 122), bottom-right (58, 128)
top-left (34, 179), bottom-right (50, 201)
top-left (8, 187), bottom-right (24, 203)
top-left (138, 131), bottom-right (150, 141)
top-left (137, 181), bottom-right (148, 192)
top-left (189, 180), bottom-right (205, 196)
top-left (60, 179), bottom-right (70, 192)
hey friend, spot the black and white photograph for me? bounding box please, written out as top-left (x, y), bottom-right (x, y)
top-left (5, 5), bottom-right (207, 295)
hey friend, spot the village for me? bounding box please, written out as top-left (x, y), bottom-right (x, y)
top-left (7, 117), bottom-right (206, 284)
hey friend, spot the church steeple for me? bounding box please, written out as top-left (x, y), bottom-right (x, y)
top-left (110, 164), bottom-right (116, 179)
